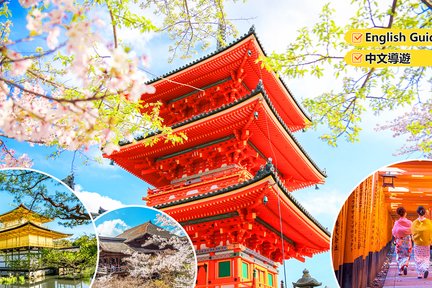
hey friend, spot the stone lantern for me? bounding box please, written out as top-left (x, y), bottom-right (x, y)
top-left (292, 269), bottom-right (322, 288)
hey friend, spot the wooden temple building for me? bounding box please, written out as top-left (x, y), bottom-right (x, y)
top-left (0, 204), bottom-right (71, 276)
top-left (332, 160), bottom-right (432, 288)
top-left (98, 221), bottom-right (175, 275)
top-left (105, 27), bottom-right (330, 287)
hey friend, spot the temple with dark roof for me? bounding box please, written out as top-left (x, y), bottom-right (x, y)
top-left (105, 27), bottom-right (330, 287)
top-left (98, 221), bottom-right (176, 274)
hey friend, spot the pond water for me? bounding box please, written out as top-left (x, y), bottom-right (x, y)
top-left (0, 276), bottom-right (91, 288)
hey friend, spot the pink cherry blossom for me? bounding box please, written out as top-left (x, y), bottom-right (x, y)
top-left (102, 143), bottom-right (120, 156)
top-left (8, 51), bottom-right (32, 76)
top-left (52, 0), bottom-right (75, 11)
top-left (0, 100), bottom-right (12, 127)
top-left (48, 9), bottom-right (65, 25)
top-left (0, 146), bottom-right (33, 169)
top-left (47, 26), bottom-right (61, 49)
top-left (377, 102), bottom-right (432, 157)
top-left (0, 0), bottom-right (174, 168)
top-left (18, 0), bottom-right (41, 8)
top-left (26, 9), bottom-right (46, 33)
top-left (110, 48), bottom-right (131, 76)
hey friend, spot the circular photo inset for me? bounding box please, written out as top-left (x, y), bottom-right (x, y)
top-left (0, 168), bottom-right (97, 287)
top-left (93, 206), bottom-right (197, 288)
top-left (331, 160), bottom-right (432, 288)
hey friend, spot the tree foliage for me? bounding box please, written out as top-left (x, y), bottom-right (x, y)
top-left (261, 0), bottom-right (432, 155)
top-left (41, 234), bottom-right (97, 277)
top-left (0, 169), bottom-right (91, 227)
top-left (0, 0), bottom-right (242, 167)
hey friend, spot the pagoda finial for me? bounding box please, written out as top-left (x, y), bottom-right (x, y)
top-left (98, 207), bottom-right (107, 215)
top-left (248, 25), bottom-right (255, 34)
top-left (61, 174), bottom-right (75, 190)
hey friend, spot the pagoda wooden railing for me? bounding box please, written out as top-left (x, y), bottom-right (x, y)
top-left (146, 174), bottom-right (249, 206)
top-left (148, 168), bottom-right (250, 195)
top-left (0, 241), bottom-right (69, 250)
top-left (97, 266), bottom-right (128, 275)
top-left (146, 167), bottom-right (253, 203)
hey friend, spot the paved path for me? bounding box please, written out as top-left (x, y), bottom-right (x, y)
top-left (383, 253), bottom-right (432, 287)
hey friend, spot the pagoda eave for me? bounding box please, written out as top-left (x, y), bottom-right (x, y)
top-left (107, 89), bottom-right (325, 189)
top-left (0, 204), bottom-right (52, 223)
top-left (153, 173), bottom-right (329, 253)
top-left (143, 29), bottom-right (310, 131)
top-left (0, 222), bottom-right (72, 239)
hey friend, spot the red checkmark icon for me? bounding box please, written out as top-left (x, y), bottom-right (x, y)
top-left (352, 53), bottom-right (362, 63)
top-left (352, 33), bottom-right (363, 44)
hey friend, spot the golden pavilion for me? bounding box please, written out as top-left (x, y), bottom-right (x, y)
top-left (0, 204), bottom-right (71, 274)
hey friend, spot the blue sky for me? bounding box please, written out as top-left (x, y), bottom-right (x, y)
top-left (94, 206), bottom-right (186, 238)
top-left (3, 1), bottom-right (430, 287)
top-left (0, 170), bottom-right (95, 238)
top-left (95, 206), bottom-right (158, 237)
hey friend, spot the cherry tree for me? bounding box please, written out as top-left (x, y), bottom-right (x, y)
top-left (0, 0), bottom-right (240, 167)
top-left (378, 100), bottom-right (432, 157)
top-left (0, 140), bottom-right (32, 168)
top-left (93, 213), bottom-right (195, 287)
top-left (126, 234), bottom-right (196, 287)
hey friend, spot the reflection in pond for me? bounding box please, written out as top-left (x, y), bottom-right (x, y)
top-left (0, 276), bottom-right (91, 288)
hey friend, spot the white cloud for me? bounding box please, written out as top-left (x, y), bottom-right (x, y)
top-left (74, 185), bottom-right (125, 213)
top-left (96, 219), bottom-right (130, 237)
top-left (294, 189), bottom-right (346, 230)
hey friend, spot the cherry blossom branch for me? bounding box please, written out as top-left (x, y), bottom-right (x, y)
top-left (0, 76), bottom-right (114, 103)
top-left (1, 43), bottom-right (66, 65)
top-left (0, 139), bottom-right (32, 168)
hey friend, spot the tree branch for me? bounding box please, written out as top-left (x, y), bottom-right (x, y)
top-left (0, 76), bottom-right (114, 104)
top-left (107, 3), bottom-right (118, 49)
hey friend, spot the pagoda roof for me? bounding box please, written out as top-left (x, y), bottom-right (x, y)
top-left (0, 221), bottom-right (71, 239)
top-left (155, 169), bottom-right (329, 236)
top-left (142, 26), bottom-right (309, 132)
top-left (110, 85), bottom-right (325, 190)
top-left (99, 236), bottom-right (132, 254)
top-left (0, 204), bottom-right (52, 224)
top-left (99, 236), bottom-right (162, 254)
top-left (154, 169), bottom-right (330, 254)
top-left (116, 221), bottom-right (173, 243)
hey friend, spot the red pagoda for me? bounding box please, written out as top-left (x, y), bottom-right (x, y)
top-left (105, 27), bottom-right (330, 287)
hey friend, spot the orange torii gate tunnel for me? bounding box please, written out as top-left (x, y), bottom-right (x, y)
top-left (106, 28), bottom-right (330, 287)
top-left (332, 160), bottom-right (432, 288)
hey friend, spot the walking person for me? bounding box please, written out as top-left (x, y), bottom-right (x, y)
top-left (412, 205), bottom-right (432, 279)
top-left (392, 207), bottom-right (412, 275)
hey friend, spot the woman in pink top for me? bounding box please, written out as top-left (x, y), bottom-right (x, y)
top-left (392, 206), bottom-right (413, 275)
